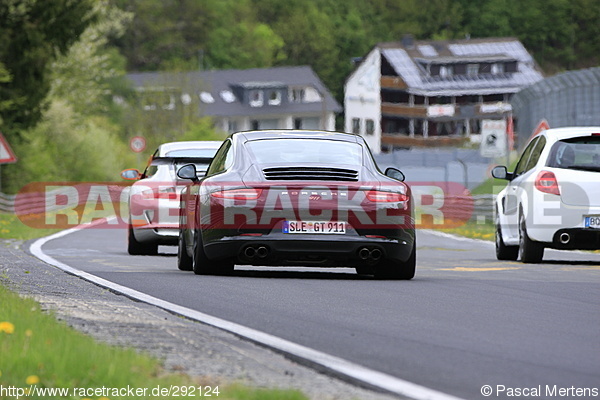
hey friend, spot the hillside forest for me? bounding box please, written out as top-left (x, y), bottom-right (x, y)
top-left (0, 0), bottom-right (598, 192)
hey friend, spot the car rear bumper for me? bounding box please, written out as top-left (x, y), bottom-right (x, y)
top-left (549, 228), bottom-right (600, 250)
top-left (132, 224), bottom-right (179, 245)
top-left (203, 232), bottom-right (415, 267)
top-left (527, 204), bottom-right (600, 248)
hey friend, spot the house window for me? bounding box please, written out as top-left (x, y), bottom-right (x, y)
top-left (199, 92), bottom-right (214, 104)
top-left (352, 118), bottom-right (361, 134)
top-left (181, 93), bottom-right (192, 105)
top-left (440, 65), bottom-right (453, 78)
top-left (294, 118), bottom-right (302, 129)
top-left (467, 64), bottom-right (479, 76)
top-left (227, 120), bottom-right (238, 133)
top-left (249, 90), bottom-right (263, 107)
top-left (163, 95), bottom-right (176, 110)
top-left (220, 90), bottom-right (236, 103)
top-left (289, 88), bottom-right (305, 103)
top-left (268, 90), bottom-right (281, 106)
top-left (366, 119), bottom-right (375, 135)
top-left (491, 63), bottom-right (504, 75)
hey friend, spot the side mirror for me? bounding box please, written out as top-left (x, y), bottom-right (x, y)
top-left (121, 169), bottom-right (140, 180)
top-left (177, 164), bottom-right (199, 181)
top-left (385, 167), bottom-right (405, 182)
top-left (491, 166), bottom-right (513, 180)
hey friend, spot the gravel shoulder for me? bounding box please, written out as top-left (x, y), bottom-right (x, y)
top-left (0, 239), bottom-right (402, 400)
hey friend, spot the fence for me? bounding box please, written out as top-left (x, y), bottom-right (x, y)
top-left (511, 67), bottom-right (600, 150)
top-left (374, 148), bottom-right (494, 190)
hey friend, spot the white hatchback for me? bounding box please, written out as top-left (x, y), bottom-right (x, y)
top-left (492, 127), bottom-right (600, 263)
top-left (121, 141), bottom-right (222, 255)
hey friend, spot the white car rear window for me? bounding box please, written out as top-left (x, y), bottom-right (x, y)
top-left (547, 137), bottom-right (600, 172)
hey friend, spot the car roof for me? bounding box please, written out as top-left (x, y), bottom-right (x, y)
top-left (539, 126), bottom-right (600, 141)
top-left (233, 130), bottom-right (360, 143)
top-left (156, 141), bottom-right (223, 156)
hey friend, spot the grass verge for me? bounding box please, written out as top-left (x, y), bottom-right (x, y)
top-left (0, 284), bottom-right (307, 400)
top-left (439, 220), bottom-right (495, 241)
top-left (0, 213), bottom-right (308, 399)
top-left (0, 212), bottom-right (62, 241)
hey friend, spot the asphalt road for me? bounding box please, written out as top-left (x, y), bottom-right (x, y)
top-left (40, 226), bottom-right (600, 400)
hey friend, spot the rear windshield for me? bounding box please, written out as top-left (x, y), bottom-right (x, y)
top-left (166, 148), bottom-right (218, 158)
top-left (247, 139), bottom-right (362, 165)
top-left (547, 136), bottom-right (600, 172)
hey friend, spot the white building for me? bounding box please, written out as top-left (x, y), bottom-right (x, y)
top-left (345, 36), bottom-right (544, 153)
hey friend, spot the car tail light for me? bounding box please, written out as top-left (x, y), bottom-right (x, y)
top-left (535, 171), bottom-right (560, 196)
top-left (592, 133), bottom-right (600, 136)
top-left (211, 188), bottom-right (263, 200)
top-left (141, 187), bottom-right (179, 200)
top-left (365, 190), bottom-right (408, 202)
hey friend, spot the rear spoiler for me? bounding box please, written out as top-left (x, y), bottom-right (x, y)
top-left (151, 157), bottom-right (214, 165)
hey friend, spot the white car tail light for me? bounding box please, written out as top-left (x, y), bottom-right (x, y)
top-left (534, 171), bottom-right (560, 196)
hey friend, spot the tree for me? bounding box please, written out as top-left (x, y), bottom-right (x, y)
top-left (50, 1), bottom-right (133, 115)
top-left (0, 0), bottom-right (97, 138)
top-left (0, 62), bottom-right (12, 124)
top-left (110, 0), bottom-right (218, 71)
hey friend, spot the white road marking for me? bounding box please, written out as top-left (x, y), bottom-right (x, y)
top-left (30, 222), bottom-right (465, 400)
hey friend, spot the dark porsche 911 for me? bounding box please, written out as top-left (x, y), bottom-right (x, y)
top-left (177, 130), bottom-right (416, 279)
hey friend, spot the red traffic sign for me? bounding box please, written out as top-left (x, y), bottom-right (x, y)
top-left (0, 132), bottom-right (17, 164)
top-left (531, 119), bottom-right (550, 138)
top-left (129, 136), bottom-right (146, 153)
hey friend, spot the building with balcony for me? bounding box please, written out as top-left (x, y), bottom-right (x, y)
top-left (344, 36), bottom-right (544, 153)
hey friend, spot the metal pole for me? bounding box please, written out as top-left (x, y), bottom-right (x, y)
top-left (506, 112), bottom-right (511, 167)
top-left (457, 158), bottom-right (468, 189)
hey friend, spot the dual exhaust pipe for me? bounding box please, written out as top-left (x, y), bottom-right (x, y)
top-left (243, 245), bottom-right (269, 259)
top-left (358, 247), bottom-right (382, 262)
top-left (244, 245), bottom-right (383, 261)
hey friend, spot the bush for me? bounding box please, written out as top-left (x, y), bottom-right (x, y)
top-left (2, 100), bottom-right (134, 193)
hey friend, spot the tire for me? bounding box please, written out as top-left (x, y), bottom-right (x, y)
top-left (518, 212), bottom-right (544, 263)
top-left (177, 230), bottom-right (193, 271)
top-left (495, 212), bottom-right (518, 261)
top-left (127, 225), bottom-right (158, 255)
top-left (192, 229), bottom-right (234, 276)
top-left (375, 241), bottom-right (416, 280)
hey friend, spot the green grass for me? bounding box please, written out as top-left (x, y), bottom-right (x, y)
top-left (0, 212), bottom-right (62, 240)
top-left (0, 284), bottom-right (308, 399)
top-left (439, 220), bottom-right (495, 241)
top-left (0, 212), bottom-right (310, 399)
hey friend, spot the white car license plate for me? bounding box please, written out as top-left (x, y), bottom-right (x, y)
top-left (584, 215), bottom-right (600, 229)
top-left (283, 221), bottom-right (346, 234)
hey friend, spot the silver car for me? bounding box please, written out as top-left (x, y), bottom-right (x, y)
top-left (121, 141), bottom-right (222, 255)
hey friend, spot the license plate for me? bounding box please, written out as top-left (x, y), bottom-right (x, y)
top-left (283, 221), bottom-right (346, 234)
top-left (584, 215), bottom-right (600, 229)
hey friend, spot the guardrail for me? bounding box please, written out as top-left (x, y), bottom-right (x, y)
top-left (0, 192), bottom-right (17, 213)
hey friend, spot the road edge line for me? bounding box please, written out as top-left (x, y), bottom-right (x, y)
top-left (30, 227), bottom-right (465, 400)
